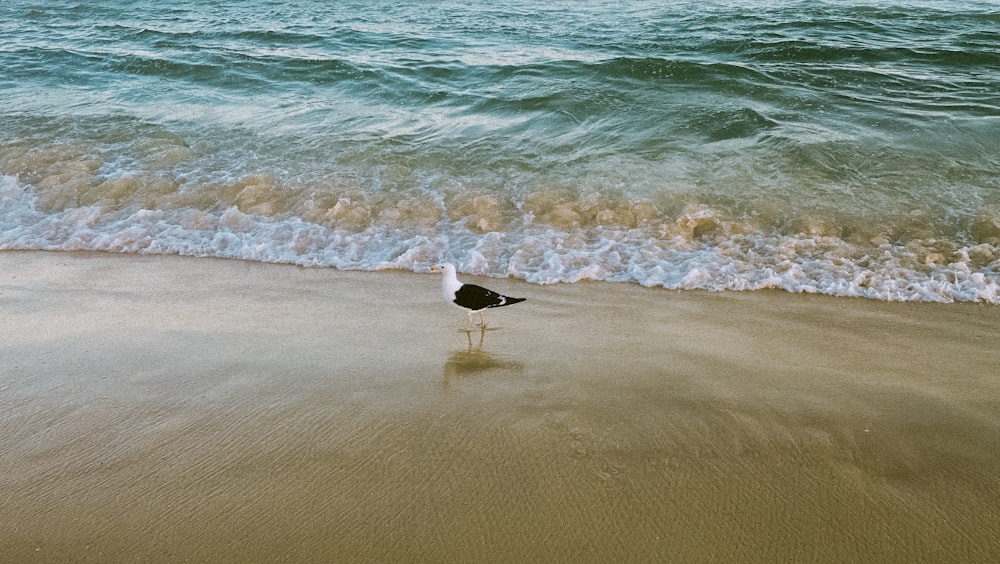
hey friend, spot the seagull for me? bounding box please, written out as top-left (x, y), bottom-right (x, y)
top-left (430, 263), bottom-right (526, 330)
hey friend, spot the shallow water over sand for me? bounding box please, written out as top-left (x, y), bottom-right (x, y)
top-left (2, 252), bottom-right (999, 562)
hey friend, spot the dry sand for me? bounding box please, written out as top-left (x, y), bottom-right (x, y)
top-left (2, 250), bottom-right (999, 562)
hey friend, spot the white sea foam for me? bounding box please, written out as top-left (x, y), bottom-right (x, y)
top-left (4, 0), bottom-right (999, 307)
top-left (2, 175), bottom-right (998, 303)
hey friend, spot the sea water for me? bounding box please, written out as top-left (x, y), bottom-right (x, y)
top-left (1, 0), bottom-right (998, 302)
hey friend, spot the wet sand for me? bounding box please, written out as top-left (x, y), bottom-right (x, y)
top-left (2, 251), bottom-right (999, 563)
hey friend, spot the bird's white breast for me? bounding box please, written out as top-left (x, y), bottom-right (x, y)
top-left (441, 266), bottom-right (463, 301)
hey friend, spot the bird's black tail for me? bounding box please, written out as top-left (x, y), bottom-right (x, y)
top-left (498, 296), bottom-right (526, 307)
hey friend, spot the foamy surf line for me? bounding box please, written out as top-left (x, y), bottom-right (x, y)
top-left (1, 174), bottom-right (998, 303)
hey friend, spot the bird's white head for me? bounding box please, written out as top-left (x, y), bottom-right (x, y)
top-left (430, 263), bottom-right (462, 296)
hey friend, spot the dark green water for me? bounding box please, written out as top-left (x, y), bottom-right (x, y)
top-left (2, 0), bottom-right (999, 301)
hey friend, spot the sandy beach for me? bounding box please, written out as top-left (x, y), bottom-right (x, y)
top-left (2, 250), bottom-right (999, 563)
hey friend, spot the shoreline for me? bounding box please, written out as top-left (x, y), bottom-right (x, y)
top-left (2, 250), bottom-right (999, 562)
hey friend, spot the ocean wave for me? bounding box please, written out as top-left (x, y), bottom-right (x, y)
top-left (3, 0), bottom-right (1000, 304)
top-left (3, 174), bottom-right (998, 303)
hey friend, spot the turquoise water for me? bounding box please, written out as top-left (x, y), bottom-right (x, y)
top-left (2, 0), bottom-right (999, 301)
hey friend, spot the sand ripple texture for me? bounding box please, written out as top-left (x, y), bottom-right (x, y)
top-left (2, 252), bottom-right (1000, 562)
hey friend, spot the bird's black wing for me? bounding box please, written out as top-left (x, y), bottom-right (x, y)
top-left (453, 283), bottom-right (507, 310)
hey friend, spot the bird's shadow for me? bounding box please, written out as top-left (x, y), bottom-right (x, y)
top-left (442, 327), bottom-right (523, 387)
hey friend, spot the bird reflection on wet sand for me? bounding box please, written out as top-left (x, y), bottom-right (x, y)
top-left (443, 327), bottom-right (523, 386)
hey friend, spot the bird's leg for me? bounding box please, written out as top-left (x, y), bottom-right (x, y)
top-left (479, 311), bottom-right (487, 329)
top-left (466, 312), bottom-right (474, 332)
